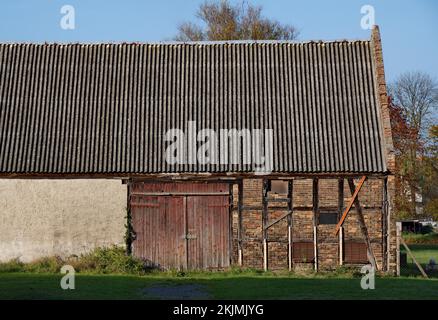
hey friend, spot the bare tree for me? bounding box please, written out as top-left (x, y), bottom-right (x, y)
top-left (389, 71), bottom-right (438, 218)
top-left (389, 71), bottom-right (438, 138)
top-left (175, 0), bottom-right (299, 41)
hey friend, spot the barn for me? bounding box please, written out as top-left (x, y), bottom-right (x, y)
top-left (0, 26), bottom-right (397, 272)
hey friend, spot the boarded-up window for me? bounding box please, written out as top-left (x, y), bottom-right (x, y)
top-left (292, 242), bottom-right (314, 263)
top-left (269, 180), bottom-right (288, 194)
top-left (344, 242), bottom-right (368, 264)
top-left (319, 211), bottom-right (338, 225)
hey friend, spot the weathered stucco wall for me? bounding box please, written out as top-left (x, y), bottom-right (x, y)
top-left (0, 179), bottom-right (126, 262)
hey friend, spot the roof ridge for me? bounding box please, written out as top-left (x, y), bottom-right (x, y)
top-left (0, 39), bottom-right (371, 46)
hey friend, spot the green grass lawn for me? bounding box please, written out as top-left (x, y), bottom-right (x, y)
top-left (1, 273), bottom-right (437, 300)
top-left (1, 244), bottom-right (436, 300)
top-left (403, 244), bottom-right (438, 264)
top-left (400, 244), bottom-right (438, 277)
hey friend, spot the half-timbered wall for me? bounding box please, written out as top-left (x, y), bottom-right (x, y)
top-left (231, 177), bottom-right (396, 272)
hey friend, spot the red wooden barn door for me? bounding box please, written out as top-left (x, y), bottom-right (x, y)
top-left (130, 182), bottom-right (230, 270)
top-left (186, 194), bottom-right (230, 269)
top-left (131, 195), bottom-right (187, 269)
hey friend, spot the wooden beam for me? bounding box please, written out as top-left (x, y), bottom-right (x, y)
top-left (334, 176), bottom-right (367, 235)
top-left (262, 180), bottom-right (269, 271)
top-left (229, 183), bottom-right (234, 267)
top-left (339, 227), bottom-right (344, 265)
top-left (266, 198), bottom-right (290, 203)
top-left (240, 205), bottom-right (383, 212)
top-left (396, 222), bottom-right (401, 276)
top-left (387, 183), bottom-right (394, 271)
top-left (130, 191), bottom-right (230, 196)
top-left (288, 180), bottom-right (293, 271)
top-left (313, 227), bottom-right (318, 271)
top-left (347, 178), bottom-right (377, 270)
top-left (236, 237), bottom-right (383, 244)
top-left (183, 196), bottom-right (188, 270)
top-left (338, 178), bottom-right (344, 222)
top-left (338, 178), bottom-right (344, 266)
top-left (382, 177), bottom-right (388, 272)
top-left (264, 212), bottom-right (290, 230)
top-left (0, 172), bottom-right (390, 180)
top-left (313, 178), bottom-right (319, 272)
top-left (237, 181), bottom-right (243, 266)
top-left (126, 181), bottom-right (133, 255)
top-left (293, 205), bottom-right (383, 211)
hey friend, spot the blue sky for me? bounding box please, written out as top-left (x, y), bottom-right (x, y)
top-left (0, 0), bottom-right (437, 82)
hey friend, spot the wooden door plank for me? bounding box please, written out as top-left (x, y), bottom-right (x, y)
top-left (131, 182), bottom-right (230, 270)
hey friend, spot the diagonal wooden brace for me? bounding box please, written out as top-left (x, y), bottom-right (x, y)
top-left (264, 211), bottom-right (291, 230)
top-left (348, 177), bottom-right (378, 270)
top-left (334, 176), bottom-right (366, 235)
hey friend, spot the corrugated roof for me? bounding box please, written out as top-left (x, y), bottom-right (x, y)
top-left (0, 41), bottom-right (386, 175)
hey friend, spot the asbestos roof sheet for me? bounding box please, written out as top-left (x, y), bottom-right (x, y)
top-left (0, 41), bottom-right (386, 175)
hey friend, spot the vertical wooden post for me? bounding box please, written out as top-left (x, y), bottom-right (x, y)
top-left (338, 178), bottom-right (344, 266)
top-left (126, 180), bottom-right (133, 255)
top-left (337, 179), bottom-right (344, 221)
top-left (313, 226), bottom-right (318, 271)
top-left (184, 196), bottom-right (188, 270)
top-left (287, 180), bottom-right (294, 271)
top-left (313, 178), bottom-right (319, 272)
top-left (288, 226), bottom-right (292, 271)
top-left (237, 181), bottom-right (243, 266)
top-left (382, 177), bottom-right (388, 272)
top-left (396, 221), bottom-right (401, 277)
top-left (387, 177), bottom-right (393, 272)
top-left (339, 226), bottom-right (344, 265)
top-left (262, 179), bottom-right (269, 271)
top-left (229, 184), bottom-right (234, 267)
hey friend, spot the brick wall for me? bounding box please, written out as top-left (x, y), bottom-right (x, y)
top-left (232, 177), bottom-right (394, 272)
top-left (371, 25), bottom-right (397, 273)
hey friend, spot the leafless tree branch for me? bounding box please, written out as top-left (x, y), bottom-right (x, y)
top-left (175, 0), bottom-right (299, 41)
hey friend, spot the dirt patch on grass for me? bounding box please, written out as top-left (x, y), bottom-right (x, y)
top-left (143, 284), bottom-right (211, 300)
